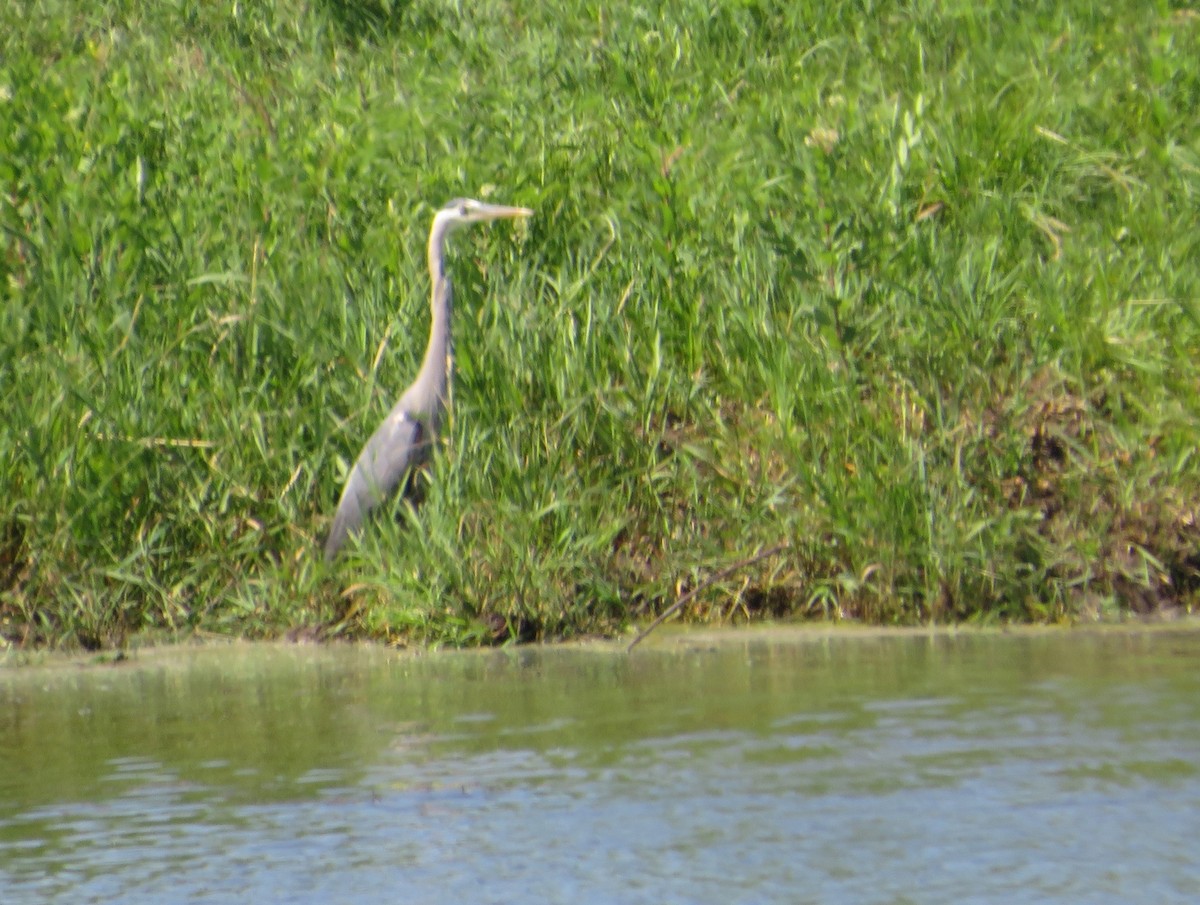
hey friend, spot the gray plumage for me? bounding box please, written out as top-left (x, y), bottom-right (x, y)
top-left (324, 198), bottom-right (533, 561)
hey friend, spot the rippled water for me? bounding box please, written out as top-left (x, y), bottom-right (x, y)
top-left (2, 627), bottom-right (1198, 904)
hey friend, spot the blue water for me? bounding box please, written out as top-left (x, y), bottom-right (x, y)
top-left (2, 627), bottom-right (1198, 903)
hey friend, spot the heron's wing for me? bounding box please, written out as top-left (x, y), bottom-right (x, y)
top-left (323, 410), bottom-right (428, 560)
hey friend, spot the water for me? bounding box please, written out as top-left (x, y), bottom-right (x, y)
top-left (2, 627), bottom-right (1198, 904)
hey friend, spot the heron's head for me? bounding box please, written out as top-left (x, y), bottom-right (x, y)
top-left (435, 197), bottom-right (533, 234)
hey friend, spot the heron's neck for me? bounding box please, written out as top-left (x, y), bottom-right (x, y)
top-left (417, 225), bottom-right (454, 401)
top-left (427, 216), bottom-right (451, 283)
top-left (422, 274), bottom-right (451, 379)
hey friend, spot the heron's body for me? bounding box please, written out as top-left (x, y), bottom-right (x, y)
top-left (324, 199), bottom-right (531, 561)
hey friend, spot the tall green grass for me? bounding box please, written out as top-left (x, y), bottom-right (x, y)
top-left (2, 0), bottom-right (1198, 649)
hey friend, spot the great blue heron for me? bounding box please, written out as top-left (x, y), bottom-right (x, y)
top-left (324, 198), bottom-right (533, 561)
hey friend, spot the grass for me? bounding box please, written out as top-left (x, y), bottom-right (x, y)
top-left (2, 0), bottom-right (1198, 650)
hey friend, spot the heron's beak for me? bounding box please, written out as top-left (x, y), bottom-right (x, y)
top-left (478, 203), bottom-right (534, 221)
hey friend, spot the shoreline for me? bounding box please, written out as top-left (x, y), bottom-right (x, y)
top-left (5, 614), bottom-right (1198, 675)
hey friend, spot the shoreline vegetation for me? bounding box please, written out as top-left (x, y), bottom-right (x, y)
top-left (3, 1), bottom-right (1198, 651)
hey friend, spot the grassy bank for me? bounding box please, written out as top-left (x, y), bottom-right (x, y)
top-left (2, 0), bottom-right (1198, 650)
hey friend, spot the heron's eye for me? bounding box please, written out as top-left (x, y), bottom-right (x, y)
top-left (459, 204), bottom-right (469, 216)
